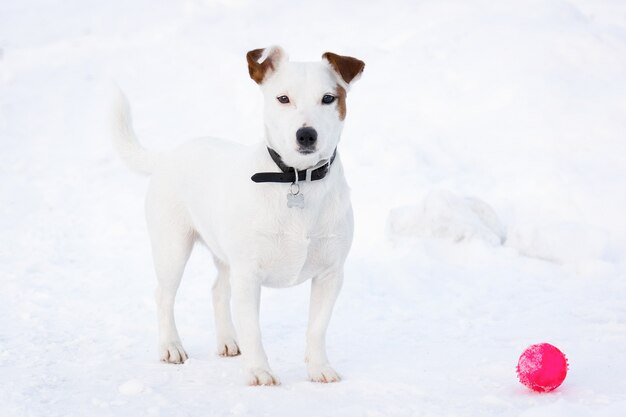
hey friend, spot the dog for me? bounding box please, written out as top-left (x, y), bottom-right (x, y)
top-left (111, 46), bottom-right (364, 385)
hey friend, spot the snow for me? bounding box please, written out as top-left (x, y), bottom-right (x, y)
top-left (505, 220), bottom-right (609, 264)
top-left (118, 379), bottom-right (145, 396)
top-left (387, 189), bottom-right (506, 245)
top-left (2, 0), bottom-right (626, 416)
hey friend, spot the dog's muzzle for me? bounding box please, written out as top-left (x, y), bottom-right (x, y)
top-left (296, 127), bottom-right (317, 153)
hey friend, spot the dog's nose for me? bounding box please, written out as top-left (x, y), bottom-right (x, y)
top-left (296, 127), bottom-right (317, 149)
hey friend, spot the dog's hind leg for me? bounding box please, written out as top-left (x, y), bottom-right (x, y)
top-left (212, 259), bottom-right (240, 356)
top-left (146, 192), bottom-right (194, 364)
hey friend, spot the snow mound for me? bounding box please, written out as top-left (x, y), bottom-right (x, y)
top-left (118, 379), bottom-right (145, 396)
top-left (387, 190), bottom-right (506, 245)
top-left (505, 221), bottom-right (608, 264)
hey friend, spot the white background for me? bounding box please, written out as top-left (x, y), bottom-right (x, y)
top-left (1, 0), bottom-right (625, 416)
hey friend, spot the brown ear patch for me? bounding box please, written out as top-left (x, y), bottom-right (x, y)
top-left (336, 84), bottom-right (347, 121)
top-left (247, 48), bottom-right (276, 84)
top-left (323, 52), bottom-right (365, 85)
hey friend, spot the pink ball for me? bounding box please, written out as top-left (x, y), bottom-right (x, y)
top-left (517, 343), bottom-right (568, 392)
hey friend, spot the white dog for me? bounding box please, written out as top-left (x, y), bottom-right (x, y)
top-left (111, 46), bottom-right (364, 385)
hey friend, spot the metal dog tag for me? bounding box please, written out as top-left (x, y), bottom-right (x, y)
top-left (287, 192), bottom-right (305, 209)
top-left (287, 182), bottom-right (304, 209)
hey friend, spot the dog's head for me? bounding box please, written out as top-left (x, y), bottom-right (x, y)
top-left (247, 46), bottom-right (364, 170)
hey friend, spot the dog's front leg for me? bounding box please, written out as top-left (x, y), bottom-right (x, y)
top-left (305, 270), bottom-right (343, 383)
top-left (231, 273), bottom-right (279, 386)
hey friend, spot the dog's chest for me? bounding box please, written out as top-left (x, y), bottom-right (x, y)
top-left (253, 215), bottom-right (342, 288)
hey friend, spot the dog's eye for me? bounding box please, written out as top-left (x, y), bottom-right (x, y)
top-left (321, 94), bottom-right (336, 105)
top-left (277, 95), bottom-right (290, 104)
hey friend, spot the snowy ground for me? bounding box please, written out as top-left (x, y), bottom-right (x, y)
top-left (2, 0), bottom-right (626, 416)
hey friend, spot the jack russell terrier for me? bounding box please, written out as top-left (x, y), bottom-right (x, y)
top-left (111, 46), bottom-right (364, 385)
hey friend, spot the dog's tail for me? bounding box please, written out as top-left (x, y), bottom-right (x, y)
top-left (110, 89), bottom-right (157, 175)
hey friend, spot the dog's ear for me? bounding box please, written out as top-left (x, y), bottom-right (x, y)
top-left (246, 46), bottom-right (286, 84)
top-left (322, 52), bottom-right (365, 86)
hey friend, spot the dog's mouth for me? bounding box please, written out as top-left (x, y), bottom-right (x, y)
top-left (297, 148), bottom-right (316, 155)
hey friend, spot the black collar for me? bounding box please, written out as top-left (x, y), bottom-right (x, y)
top-left (251, 148), bottom-right (337, 183)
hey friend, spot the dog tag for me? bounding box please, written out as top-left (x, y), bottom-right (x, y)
top-left (287, 180), bottom-right (304, 209)
top-left (287, 192), bottom-right (305, 209)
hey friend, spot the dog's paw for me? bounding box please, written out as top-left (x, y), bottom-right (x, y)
top-left (246, 367), bottom-right (280, 386)
top-left (308, 363), bottom-right (340, 383)
top-left (159, 341), bottom-right (188, 364)
top-left (217, 337), bottom-right (241, 357)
